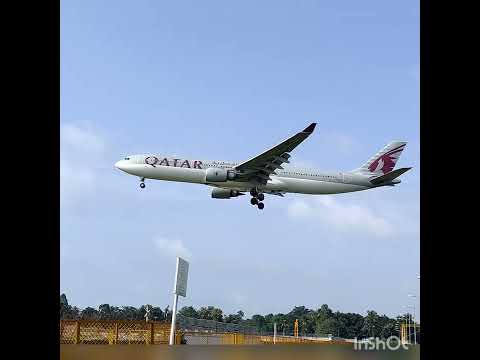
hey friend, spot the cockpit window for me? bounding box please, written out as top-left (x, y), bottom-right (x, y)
top-left (124, 157), bottom-right (130, 160)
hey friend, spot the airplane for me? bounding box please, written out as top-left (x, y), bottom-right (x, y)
top-left (114, 123), bottom-right (411, 210)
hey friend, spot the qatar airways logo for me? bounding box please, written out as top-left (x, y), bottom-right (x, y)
top-left (145, 156), bottom-right (203, 169)
top-left (368, 145), bottom-right (405, 174)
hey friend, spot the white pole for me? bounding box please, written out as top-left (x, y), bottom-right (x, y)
top-left (408, 294), bottom-right (418, 345)
top-left (413, 304), bottom-right (416, 345)
top-left (409, 313), bottom-right (412, 344)
top-left (169, 293), bottom-right (179, 345)
top-left (273, 323), bottom-right (277, 344)
top-left (407, 315), bottom-right (410, 344)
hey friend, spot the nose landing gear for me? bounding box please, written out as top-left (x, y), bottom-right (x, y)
top-left (140, 177), bottom-right (145, 189)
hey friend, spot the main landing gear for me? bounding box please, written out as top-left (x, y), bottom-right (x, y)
top-left (140, 177), bottom-right (146, 189)
top-left (250, 188), bottom-right (265, 210)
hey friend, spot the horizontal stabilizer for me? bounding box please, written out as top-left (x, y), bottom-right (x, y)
top-left (370, 167), bottom-right (412, 185)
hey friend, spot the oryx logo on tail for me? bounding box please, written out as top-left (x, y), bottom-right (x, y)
top-left (355, 141), bottom-right (407, 175)
top-left (368, 144), bottom-right (406, 174)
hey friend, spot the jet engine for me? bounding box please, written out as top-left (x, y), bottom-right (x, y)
top-left (205, 168), bottom-right (237, 182)
top-left (211, 188), bottom-right (242, 199)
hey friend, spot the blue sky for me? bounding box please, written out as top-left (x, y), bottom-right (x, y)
top-left (61, 0), bottom-right (419, 319)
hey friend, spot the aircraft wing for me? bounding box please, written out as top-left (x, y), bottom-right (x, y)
top-left (234, 123), bottom-right (316, 184)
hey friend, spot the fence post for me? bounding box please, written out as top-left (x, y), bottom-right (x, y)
top-left (150, 322), bottom-right (154, 345)
top-left (75, 321), bottom-right (80, 344)
top-left (273, 323), bottom-right (277, 344)
top-left (115, 322), bottom-right (118, 344)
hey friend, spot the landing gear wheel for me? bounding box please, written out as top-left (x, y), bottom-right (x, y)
top-left (140, 182), bottom-right (146, 189)
top-left (257, 193), bottom-right (265, 201)
top-left (250, 197), bottom-right (258, 205)
top-left (257, 202), bottom-right (264, 210)
top-left (250, 188), bottom-right (258, 197)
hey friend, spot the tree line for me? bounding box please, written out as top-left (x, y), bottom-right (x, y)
top-left (60, 294), bottom-right (171, 322)
top-left (60, 293), bottom-right (412, 339)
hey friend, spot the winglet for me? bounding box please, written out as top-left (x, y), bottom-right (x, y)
top-left (303, 122), bottom-right (317, 133)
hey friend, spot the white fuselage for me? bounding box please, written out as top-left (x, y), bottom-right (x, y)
top-left (115, 155), bottom-right (381, 195)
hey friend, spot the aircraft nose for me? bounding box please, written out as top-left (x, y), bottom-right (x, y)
top-left (115, 160), bottom-right (125, 171)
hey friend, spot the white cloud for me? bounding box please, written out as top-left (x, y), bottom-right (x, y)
top-left (61, 124), bottom-right (106, 154)
top-left (60, 160), bottom-right (96, 206)
top-left (317, 130), bottom-right (356, 154)
top-left (288, 196), bottom-right (395, 238)
top-left (60, 124), bottom-right (106, 209)
top-left (331, 133), bottom-right (355, 152)
top-left (290, 158), bottom-right (316, 169)
top-left (287, 199), bottom-right (311, 217)
top-left (153, 236), bottom-right (192, 260)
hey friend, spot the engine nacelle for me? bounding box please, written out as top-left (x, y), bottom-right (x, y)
top-left (205, 168), bottom-right (236, 182)
top-left (211, 188), bottom-right (241, 199)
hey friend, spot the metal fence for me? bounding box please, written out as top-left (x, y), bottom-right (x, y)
top-left (180, 332), bottom-right (350, 345)
top-left (60, 319), bottom-right (352, 346)
top-left (176, 314), bottom-right (258, 334)
top-left (60, 320), bottom-right (178, 344)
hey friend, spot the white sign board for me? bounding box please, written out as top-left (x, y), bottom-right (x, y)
top-left (173, 257), bottom-right (189, 297)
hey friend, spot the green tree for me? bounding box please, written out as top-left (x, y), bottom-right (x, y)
top-left (60, 294), bottom-right (68, 306)
top-left (224, 310), bottom-right (244, 324)
top-left (316, 317), bottom-right (337, 336)
top-left (98, 304), bottom-right (113, 320)
top-left (362, 310), bottom-right (382, 338)
top-left (381, 319), bottom-right (397, 339)
top-left (81, 307), bottom-right (99, 320)
top-left (60, 294), bottom-right (69, 318)
top-left (138, 305), bottom-right (150, 321)
top-left (288, 306), bottom-right (310, 319)
top-left (317, 304), bottom-right (333, 320)
top-left (315, 304), bottom-right (335, 336)
top-left (198, 306), bottom-right (223, 322)
top-left (336, 312), bottom-right (364, 339)
top-left (251, 314), bottom-right (266, 332)
top-left (178, 306), bottom-right (199, 318)
top-left (150, 307), bottom-right (164, 321)
top-left (120, 306), bottom-right (139, 321)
